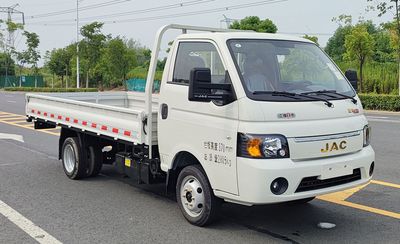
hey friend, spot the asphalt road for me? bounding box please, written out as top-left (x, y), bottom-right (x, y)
top-left (0, 91), bottom-right (399, 244)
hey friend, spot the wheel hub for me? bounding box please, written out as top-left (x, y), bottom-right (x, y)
top-left (180, 176), bottom-right (205, 217)
top-left (63, 144), bottom-right (75, 174)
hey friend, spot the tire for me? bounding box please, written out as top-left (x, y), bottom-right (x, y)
top-left (61, 137), bottom-right (87, 180)
top-left (288, 197), bottom-right (315, 204)
top-left (84, 145), bottom-right (103, 177)
top-left (176, 165), bottom-right (221, 226)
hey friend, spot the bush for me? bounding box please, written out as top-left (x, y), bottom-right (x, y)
top-left (359, 94), bottom-right (400, 111)
top-left (336, 61), bottom-right (399, 94)
top-left (127, 66), bottom-right (163, 81)
top-left (4, 87), bottom-right (98, 92)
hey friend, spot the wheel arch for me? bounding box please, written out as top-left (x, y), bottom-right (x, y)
top-left (166, 151), bottom-right (205, 195)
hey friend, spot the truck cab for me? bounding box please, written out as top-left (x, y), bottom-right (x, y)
top-left (156, 30), bottom-right (374, 223)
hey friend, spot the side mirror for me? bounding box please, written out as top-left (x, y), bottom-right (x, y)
top-left (188, 68), bottom-right (234, 104)
top-left (345, 69), bottom-right (358, 91)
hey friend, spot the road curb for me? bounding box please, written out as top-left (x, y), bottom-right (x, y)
top-left (364, 110), bottom-right (400, 115)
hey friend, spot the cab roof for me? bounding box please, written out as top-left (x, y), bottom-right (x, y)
top-left (176, 31), bottom-right (314, 44)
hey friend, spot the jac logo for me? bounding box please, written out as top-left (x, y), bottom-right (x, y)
top-left (321, 141), bottom-right (347, 153)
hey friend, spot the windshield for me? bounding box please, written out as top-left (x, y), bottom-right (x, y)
top-left (227, 39), bottom-right (355, 101)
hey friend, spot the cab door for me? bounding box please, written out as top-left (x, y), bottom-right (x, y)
top-left (158, 40), bottom-right (239, 195)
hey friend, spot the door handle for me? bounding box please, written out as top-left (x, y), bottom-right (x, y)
top-left (161, 103), bottom-right (168, 119)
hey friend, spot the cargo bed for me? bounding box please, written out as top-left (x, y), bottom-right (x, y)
top-left (25, 91), bottom-right (159, 145)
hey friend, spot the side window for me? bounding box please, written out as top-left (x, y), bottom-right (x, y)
top-left (173, 42), bottom-right (226, 84)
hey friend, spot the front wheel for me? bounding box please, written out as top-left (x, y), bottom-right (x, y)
top-left (176, 165), bottom-right (221, 226)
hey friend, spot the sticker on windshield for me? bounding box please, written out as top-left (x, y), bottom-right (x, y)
top-left (235, 43), bottom-right (242, 48)
top-left (326, 63), bottom-right (345, 80)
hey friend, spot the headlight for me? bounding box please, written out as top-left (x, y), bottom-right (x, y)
top-left (363, 125), bottom-right (371, 147)
top-left (238, 133), bottom-right (289, 159)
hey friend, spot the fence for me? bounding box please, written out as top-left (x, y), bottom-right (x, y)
top-left (125, 78), bottom-right (160, 93)
top-left (0, 76), bottom-right (44, 88)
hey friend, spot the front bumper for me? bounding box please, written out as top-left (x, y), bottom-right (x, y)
top-left (215, 146), bottom-right (374, 205)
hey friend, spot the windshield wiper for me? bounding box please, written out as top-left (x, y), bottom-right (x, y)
top-left (252, 91), bottom-right (298, 97)
top-left (302, 90), bottom-right (357, 104)
top-left (252, 91), bottom-right (333, 107)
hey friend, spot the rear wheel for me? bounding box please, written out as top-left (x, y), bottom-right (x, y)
top-left (176, 165), bottom-right (220, 226)
top-left (62, 137), bottom-right (86, 180)
top-left (84, 145), bottom-right (103, 177)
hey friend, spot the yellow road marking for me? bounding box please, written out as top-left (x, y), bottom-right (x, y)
top-left (0, 115), bottom-right (59, 136)
top-left (12, 120), bottom-right (29, 124)
top-left (318, 180), bottom-right (400, 219)
top-left (318, 196), bottom-right (400, 219)
top-left (317, 183), bottom-right (369, 201)
top-left (0, 114), bottom-right (19, 118)
top-left (0, 116), bottom-right (26, 121)
top-left (371, 180), bottom-right (400, 189)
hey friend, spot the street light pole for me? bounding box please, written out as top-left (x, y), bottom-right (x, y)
top-left (76, 0), bottom-right (80, 88)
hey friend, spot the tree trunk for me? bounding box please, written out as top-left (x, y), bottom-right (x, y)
top-left (359, 60), bottom-right (363, 93)
top-left (396, 0), bottom-right (400, 95)
top-left (61, 75), bottom-right (64, 88)
top-left (398, 60), bottom-right (400, 96)
top-left (86, 72), bottom-right (89, 88)
top-left (66, 66), bottom-right (68, 88)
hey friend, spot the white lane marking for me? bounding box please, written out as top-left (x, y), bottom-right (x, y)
top-left (7, 100), bottom-right (16, 103)
top-left (366, 116), bottom-right (389, 119)
top-left (0, 133), bottom-right (24, 143)
top-left (0, 200), bottom-right (62, 244)
top-left (5, 95), bottom-right (14, 98)
top-left (368, 118), bottom-right (400, 124)
top-left (0, 162), bottom-right (26, 167)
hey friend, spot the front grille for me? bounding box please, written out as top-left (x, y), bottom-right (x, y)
top-left (295, 168), bottom-right (361, 193)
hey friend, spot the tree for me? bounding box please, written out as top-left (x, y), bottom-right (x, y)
top-left (344, 25), bottom-right (375, 92)
top-left (23, 31), bottom-right (40, 70)
top-left (325, 15), bottom-right (353, 61)
top-left (230, 16), bottom-right (277, 33)
top-left (0, 52), bottom-right (15, 75)
top-left (13, 50), bottom-right (29, 83)
top-left (368, 0), bottom-right (400, 94)
top-left (98, 37), bottom-right (137, 88)
top-left (46, 48), bottom-right (73, 87)
top-left (372, 28), bottom-right (396, 62)
top-left (1, 20), bottom-right (23, 83)
top-left (0, 20), bottom-right (4, 50)
top-left (302, 34), bottom-right (319, 46)
top-left (80, 22), bottom-right (109, 87)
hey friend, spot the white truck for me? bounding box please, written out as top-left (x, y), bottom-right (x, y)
top-left (26, 24), bottom-right (375, 226)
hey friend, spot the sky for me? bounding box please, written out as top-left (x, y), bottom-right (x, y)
top-left (0, 0), bottom-right (394, 66)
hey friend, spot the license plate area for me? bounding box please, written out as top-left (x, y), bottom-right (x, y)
top-left (319, 163), bottom-right (353, 180)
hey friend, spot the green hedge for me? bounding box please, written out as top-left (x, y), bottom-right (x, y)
top-left (127, 67), bottom-right (163, 81)
top-left (4, 87), bottom-right (98, 92)
top-left (359, 94), bottom-right (400, 111)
